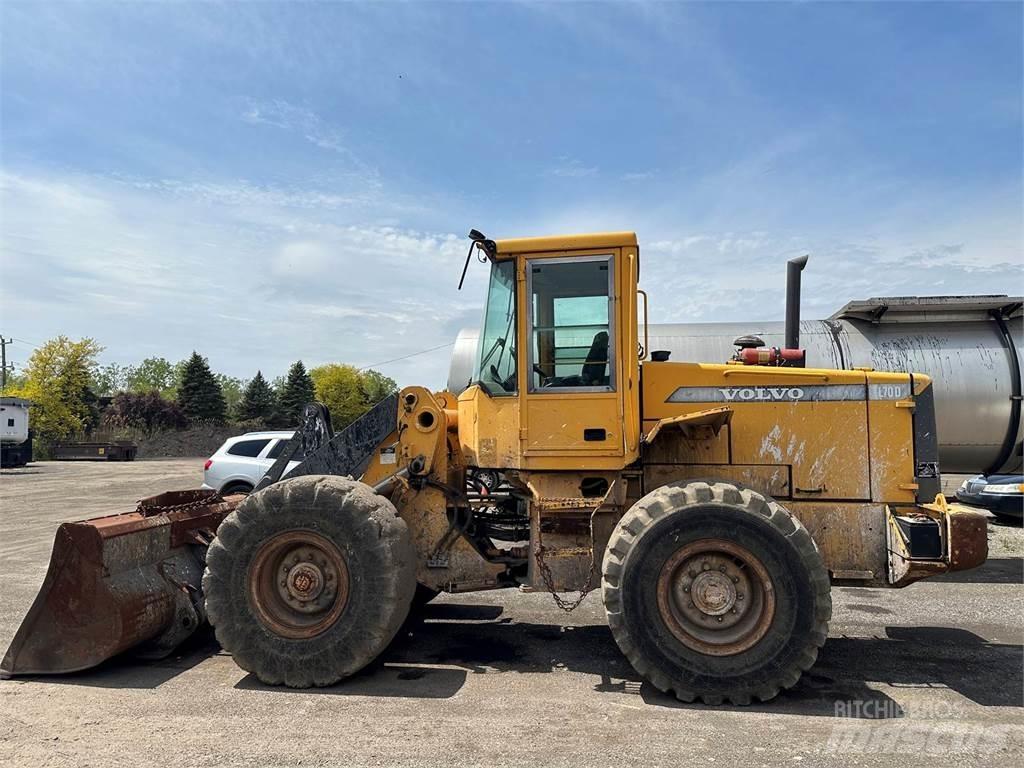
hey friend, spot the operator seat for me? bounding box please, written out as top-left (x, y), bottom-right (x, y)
top-left (581, 331), bottom-right (609, 385)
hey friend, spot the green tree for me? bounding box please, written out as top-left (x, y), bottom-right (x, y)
top-left (1, 366), bottom-right (27, 394)
top-left (360, 369), bottom-right (398, 403)
top-left (236, 371), bottom-right (277, 423)
top-left (309, 365), bottom-right (398, 430)
top-left (217, 374), bottom-right (246, 417)
top-left (8, 336), bottom-right (103, 441)
top-left (310, 363), bottom-right (365, 428)
top-left (92, 362), bottom-right (130, 395)
top-left (177, 352), bottom-right (226, 423)
top-left (277, 360), bottom-right (315, 426)
top-left (125, 357), bottom-right (178, 397)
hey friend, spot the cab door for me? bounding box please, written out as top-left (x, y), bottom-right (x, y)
top-left (520, 249), bottom-right (629, 469)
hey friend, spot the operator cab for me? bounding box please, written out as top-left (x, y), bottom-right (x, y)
top-left (459, 232), bottom-right (642, 470)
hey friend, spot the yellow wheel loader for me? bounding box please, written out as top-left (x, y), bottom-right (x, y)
top-left (1, 231), bottom-right (988, 704)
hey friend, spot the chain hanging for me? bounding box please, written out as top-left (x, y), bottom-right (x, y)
top-left (533, 503), bottom-right (602, 613)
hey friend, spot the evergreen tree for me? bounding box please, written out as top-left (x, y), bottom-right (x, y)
top-left (237, 370), bottom-right (277, 423)
top-left (177, 352), bottom-right (226, 424)
top-left (277, 360), bottom-right (315, 426)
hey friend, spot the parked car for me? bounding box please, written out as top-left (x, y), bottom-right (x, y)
top-left (202, 431), bottom-right (300, 495)
top-left (956, 474), bottom-right (1023, 522)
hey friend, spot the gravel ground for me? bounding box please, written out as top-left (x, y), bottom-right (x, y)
top-left (0, 460), bottom-right (1021, 767)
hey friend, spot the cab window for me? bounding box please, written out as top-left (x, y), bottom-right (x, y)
top-left (528, 256), bottom-right (614, 391)
top-left (474, 259), bottom-right (518, 395)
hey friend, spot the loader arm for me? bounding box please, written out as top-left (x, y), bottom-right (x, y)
top-left (256, 394), bottom-right (400, 491)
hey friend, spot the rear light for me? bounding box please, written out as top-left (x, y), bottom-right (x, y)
top-left (204, 459), bottom-right (213, 471)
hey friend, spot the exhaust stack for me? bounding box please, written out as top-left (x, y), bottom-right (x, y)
top-left (785, 255), bottom-right (809, 351)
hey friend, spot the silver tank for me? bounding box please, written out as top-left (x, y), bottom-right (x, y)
top-left (448, 295), bottom-right (1023, 475)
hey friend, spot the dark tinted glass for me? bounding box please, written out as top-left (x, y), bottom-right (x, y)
top-left (227, 439), bottom-right (270, 458)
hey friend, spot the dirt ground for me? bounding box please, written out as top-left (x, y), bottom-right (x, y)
top-left (0, 459), bottom-right (1021, 767)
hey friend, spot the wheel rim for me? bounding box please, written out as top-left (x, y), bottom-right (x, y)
top-left (656, 538), bottom-right (776, 657)
top-left (248, 530), bottom-right (350, 639)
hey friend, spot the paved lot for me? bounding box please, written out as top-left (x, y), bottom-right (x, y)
top-left (1, 460), bottom-right (1021, 767)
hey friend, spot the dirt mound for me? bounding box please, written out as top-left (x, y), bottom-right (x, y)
top-left (136, 426), bottom-right (242, 458)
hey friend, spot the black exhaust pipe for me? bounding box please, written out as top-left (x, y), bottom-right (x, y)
top-left (784, 255), bottom-right (809, 350)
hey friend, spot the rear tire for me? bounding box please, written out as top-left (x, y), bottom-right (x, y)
top-left (203, 475), bottom-right (416, 687)
top-left (602, 480), bottom-right (830, 705)
top-left (220, 482), bottom-right (253, 496)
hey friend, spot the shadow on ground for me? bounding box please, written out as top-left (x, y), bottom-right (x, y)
top-left (10, 604), bottom-right (1022, 715)
top-left (931, 557), bottom-right (1023, 584)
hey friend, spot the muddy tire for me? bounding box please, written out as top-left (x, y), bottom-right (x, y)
top-left (203, 475), bottom-right (416, 687)
top-left (602, 480), bottom-right (830, 705)
top-left (412, 584), bottom-right (440, 608)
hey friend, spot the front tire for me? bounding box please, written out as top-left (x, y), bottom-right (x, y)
top-left (203, 475), bottom-right (416, 687)
top-left (602, 481), bottom-right (830, 705)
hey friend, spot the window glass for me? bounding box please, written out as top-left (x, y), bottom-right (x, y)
top-left (264, 437), bottom-right (302, 460)
top-left (474, 260), bottom-right (518, 395)
top-left (529, 257), bottom-right (613, 390)
top-left (227, 439), bottom-right (270, 458)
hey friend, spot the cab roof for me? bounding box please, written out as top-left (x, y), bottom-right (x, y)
top-left (494, 231), bottom-right (637, 256)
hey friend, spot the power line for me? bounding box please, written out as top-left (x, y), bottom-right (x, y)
top-left (8, 336), bottom-right (43, 350)
top-left (358, 341), bottom-right (454, 371)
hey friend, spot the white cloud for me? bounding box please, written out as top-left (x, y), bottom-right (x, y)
top-left (0, 170), bottom-right (480, 388)
top-left (546, 157), bottom-right (599, 179)
top-left (241, 99), bottom-right (350, 156)
top-left (638, 222), bottom-right (1021, 326)
top-left (2, 162), bottom-right (1020, 392)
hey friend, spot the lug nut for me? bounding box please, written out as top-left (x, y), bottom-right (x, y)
top-left (719, 565), bottom-right (727, 572)
top-left (732, 576), bottom-right (739, 583)
top-left (702, 562), bottom-right (710, 571)
top-left (683, 587), bottom-right (690, 593)
top-left (717, 617), bottom-right (723, 622)
top-left (737, 593), bottom-right (744, 600)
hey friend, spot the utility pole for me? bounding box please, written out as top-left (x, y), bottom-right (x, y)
top-left (0, 335), bottom-right (10, 389)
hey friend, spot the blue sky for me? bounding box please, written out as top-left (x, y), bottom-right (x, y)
top-left (1, 1), bottom-right (1021, 388)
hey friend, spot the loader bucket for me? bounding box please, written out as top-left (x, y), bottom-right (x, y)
top-left (1, 489), bottom-right (241, 677)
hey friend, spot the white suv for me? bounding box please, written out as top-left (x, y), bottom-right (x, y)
top-left (202, 431), bottom-right (300, 495)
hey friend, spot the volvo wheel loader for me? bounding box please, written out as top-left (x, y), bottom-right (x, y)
top-left (1, 231), bottom-right (988, 704)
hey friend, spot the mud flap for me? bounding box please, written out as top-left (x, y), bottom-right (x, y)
top-left (1, 490), bottom-right (240, 677)
top-left (886, 494), bottom-right (988, 587)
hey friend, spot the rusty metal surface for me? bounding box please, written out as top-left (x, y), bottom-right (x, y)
top-left (656, 538), bottom-right (776, 656)
top-left (0, 490), bottom-right (240, 677)
top-left (947, 505), bottom-right (989, 572)
top-left (247, 530), bottom-right (350, 639)
top-left (886, 497), bottom-right (988, 586)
